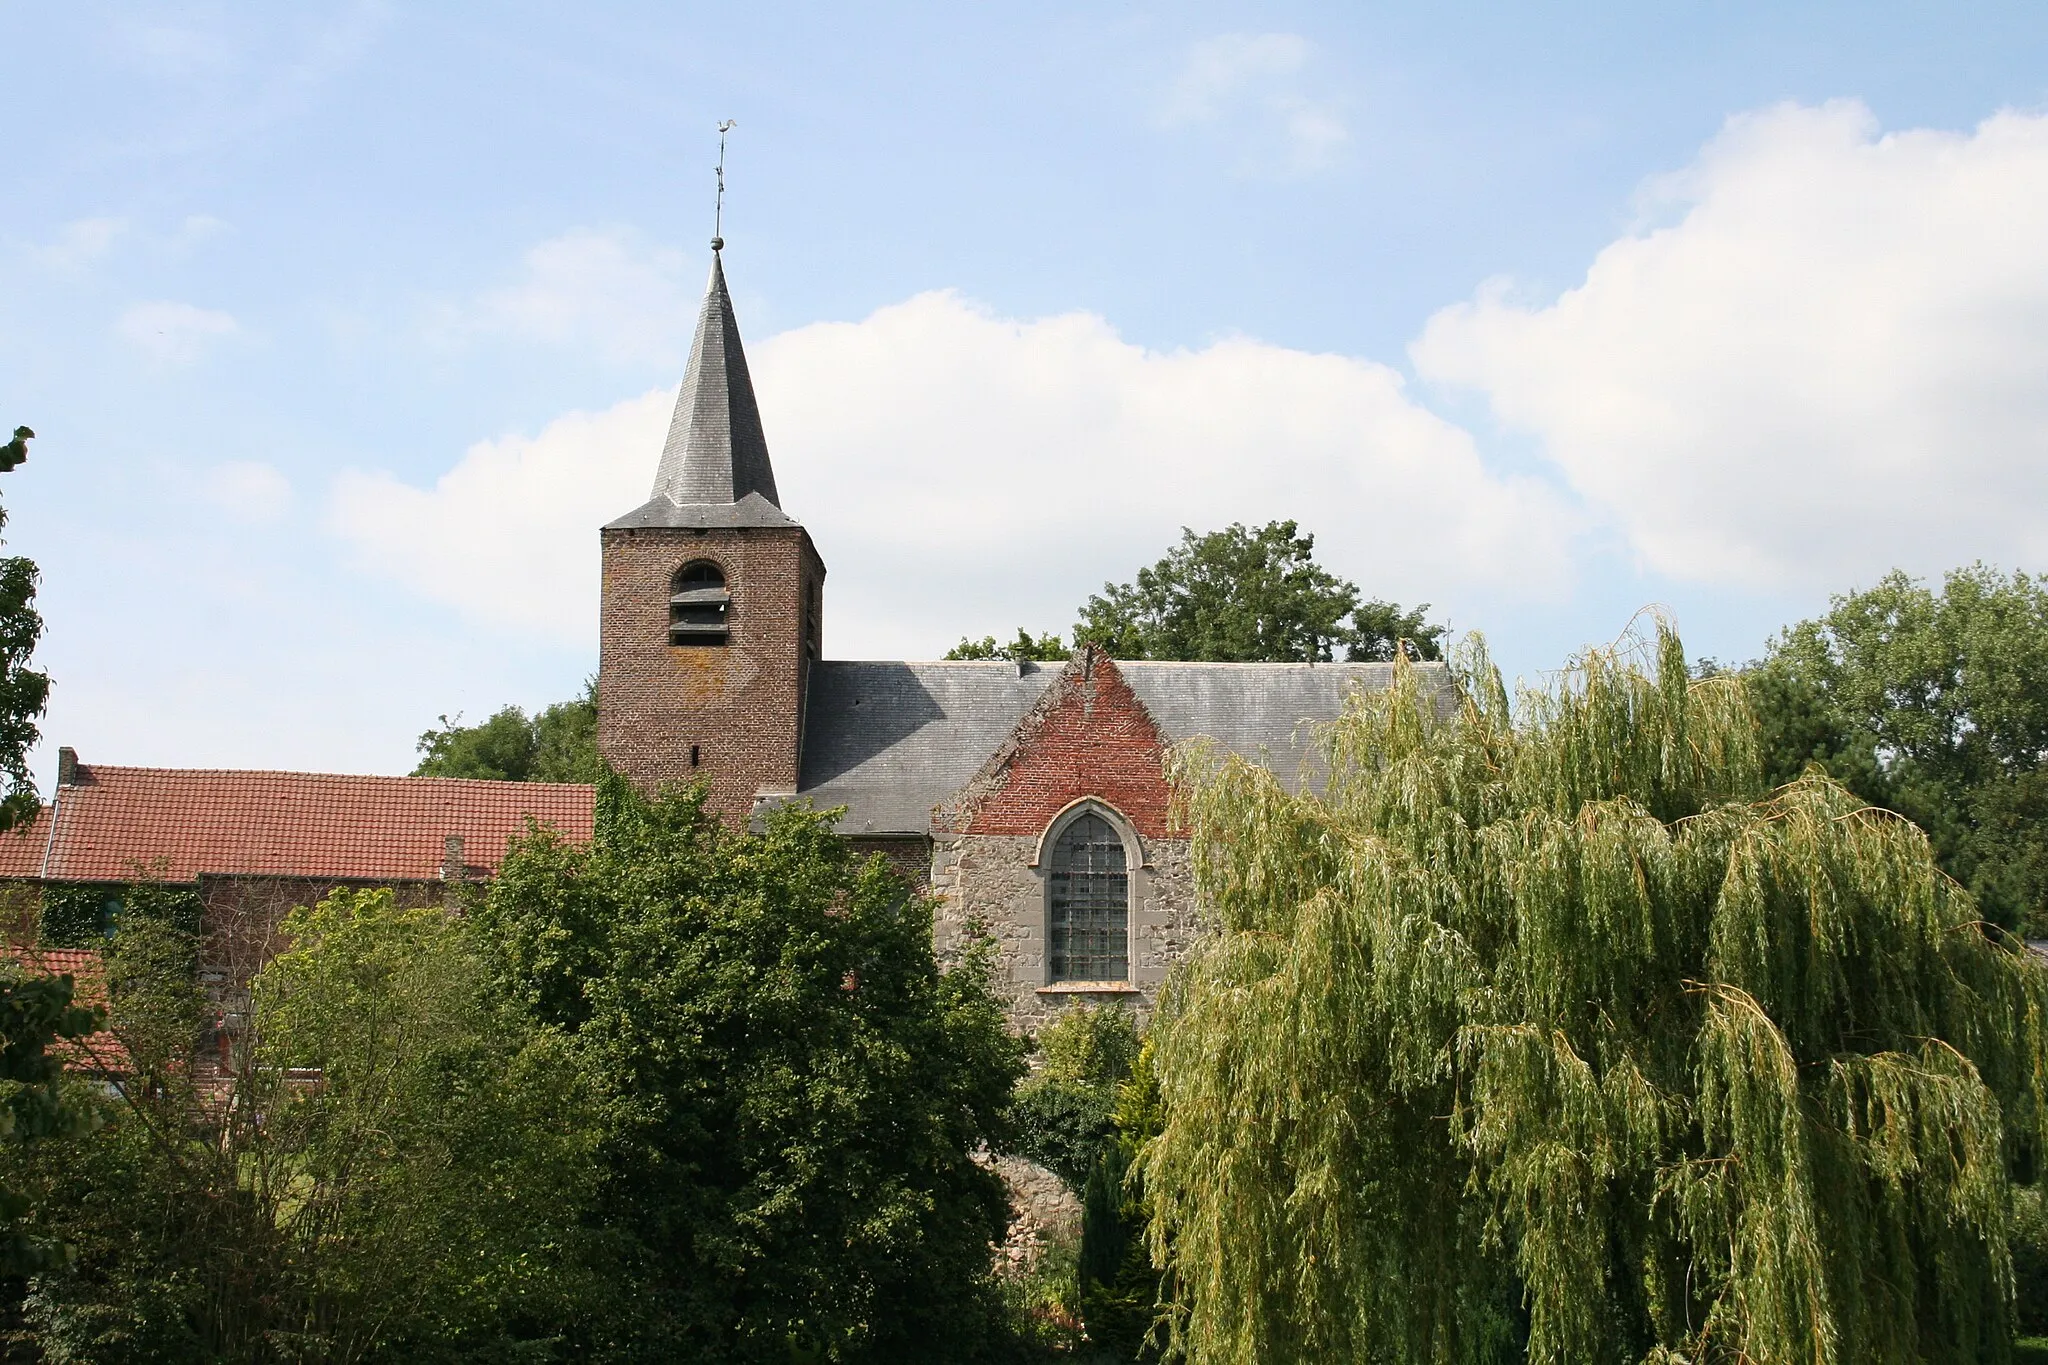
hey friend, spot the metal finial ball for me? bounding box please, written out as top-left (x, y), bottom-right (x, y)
top-left (710, 236), bottom-right (724, 251)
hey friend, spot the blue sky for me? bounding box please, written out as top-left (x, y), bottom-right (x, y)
top-left (9, 2), bottom-right (2048, 780)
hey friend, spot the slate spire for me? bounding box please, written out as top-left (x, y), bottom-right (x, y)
top-left (604, 243), bottom-right (798, 530)
top-left (650, 247), bottom-right (780, 508)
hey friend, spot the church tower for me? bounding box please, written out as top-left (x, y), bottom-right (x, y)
top-left (598, 244), bottom-right (825, 820)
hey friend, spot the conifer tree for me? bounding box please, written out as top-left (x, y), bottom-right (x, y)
top-left (1144, 621), bottom-right (2048, 1365)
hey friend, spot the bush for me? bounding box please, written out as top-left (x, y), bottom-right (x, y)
top-left (1009, 1006), bottom-right (1140, 1191)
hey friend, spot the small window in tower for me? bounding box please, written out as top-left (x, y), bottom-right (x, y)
top-left (805, 581), bottom-right (820, 659)
top-left (670, 562), bottom-right (730, 646)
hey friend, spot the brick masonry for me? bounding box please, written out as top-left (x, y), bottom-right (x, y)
top-left (938, 647), bottom-right (1173, 840)
top-left (196, 875), bottom-right (451, 993)
top-left (598, 524), bottom-right (825, 823)
top-left (846, 835), bottom-right (933, 888)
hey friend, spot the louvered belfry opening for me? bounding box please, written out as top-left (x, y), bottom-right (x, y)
top-left (1048, 811), bottom-right (1129, 982)
top-left (669, 561), bottom-right (731, 646)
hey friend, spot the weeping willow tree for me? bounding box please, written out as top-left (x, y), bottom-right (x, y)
top-left (1144, 622), bottom-right (2048, 1365)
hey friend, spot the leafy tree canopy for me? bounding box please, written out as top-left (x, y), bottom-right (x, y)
top-left (1749, 564), bottom-right (2048, 935)
top-left (413, 676), bottom-right (601, 782)
top-left (947, 522), bottom-right (1443, 665)
top-left (1147, 622), bottom-right (2048, 1365)
top-left (945, 629), bottom-right (1071, 662)
top-left (0, 966), bottom-right (100, 1279)
top-left (1076, 520), bottom-right (1443, 662)
top-left (472, 777), bottom-right (1027, 1362)
top-left (0, 425), bottom-right (47, 832)
top-left (7, 885), bottom-right (602, 1360)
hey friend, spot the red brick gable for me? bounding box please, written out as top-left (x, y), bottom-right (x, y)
top-left (937, 647), bottom-right (1173, 839)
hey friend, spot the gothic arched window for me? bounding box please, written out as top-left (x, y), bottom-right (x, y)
top-left (1047, 811), bottom-right (1129, 983)
top-left (670, 561), bottom-right (730, 646)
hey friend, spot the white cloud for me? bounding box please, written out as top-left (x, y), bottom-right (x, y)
top-left (199, 461), bottom-right (293, 524)
top-left (114, 300), bottom-right (239, 366)
top-left (429, 228), bottom-right (690, 366)
top-left (32, 218), bottom-right (125, 273)
top-left (329, 389), bottom-right (668, 637)
top-left (1157, 33), bottom-right (1349, 175)
top-left (1414, 99), bottom-right (2048, 590)
top-left (330, 291), bottom-right (1573, 655)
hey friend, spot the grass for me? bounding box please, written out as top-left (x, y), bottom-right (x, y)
top-left (2016, 1337), bottom-right (2048, 1365)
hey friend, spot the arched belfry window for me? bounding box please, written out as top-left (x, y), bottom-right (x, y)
top-left (1048, 811), bottom-right (1129, 983)
top-left (670, 562), bottom-right (730, 646)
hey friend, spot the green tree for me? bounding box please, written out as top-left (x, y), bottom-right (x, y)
top-left (1073, 521), bottom-right (1443, 663)
top-left (0, 425), bottom-right (48, 832)
top-left (251, 889), bottom-right (605, 1356)
top-left (9, 887), bottom-right (603, 1361)
top-left (1146, 623), bottom-right (2048, 1364)
top-left (945, 629), bottom-right (1071, 662)
top-left (472, 777), bottom-right (1026, 1362)
top-left (0, 964), bottom-right (100, 1279)
top-left (1753, 565), bottom-right (2048, 935)
top-left (0, 420), bottom-right (92, 1278)
top-left (1078, 1039), bottom-right (1166, 1359)
top-left (414, 677), bottom-right (602, 782)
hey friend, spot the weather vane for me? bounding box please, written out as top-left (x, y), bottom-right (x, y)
top-left (713, 119), bottom-right (737, 250)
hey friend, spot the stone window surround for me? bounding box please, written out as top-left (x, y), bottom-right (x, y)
top-left (1032, 796), bottom-right (1147, 993)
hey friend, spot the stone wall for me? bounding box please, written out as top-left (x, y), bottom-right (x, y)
top-left (986, 1153), bottom-right (1082, 1279)
top-left (931, 830), bottom-right (1197, 1030)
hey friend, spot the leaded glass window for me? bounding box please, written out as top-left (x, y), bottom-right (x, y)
top-left (1048, 812), bottom-right (1128, 982)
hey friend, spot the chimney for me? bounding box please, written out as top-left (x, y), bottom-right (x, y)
top-left (441, 834), bottom-right (465, 882)
top-left (56, 747), bottom-right (77, 787)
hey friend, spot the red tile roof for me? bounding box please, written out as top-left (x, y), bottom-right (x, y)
top-left (0, 807), bottom-right (49, 879)
top-left (28, 765), bottom-right (595, 884)
top-left (5, 946), bottom-right (126, 1072)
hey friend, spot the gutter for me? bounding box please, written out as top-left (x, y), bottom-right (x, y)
top-left (38, 749), bottom-right (69, 880)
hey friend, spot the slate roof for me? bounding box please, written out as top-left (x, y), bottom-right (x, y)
top-left (606, 490), bottom-right (798, 530)
top-left (795, 662), bottom-right (1058, 834)
top-left (791, 659), bottom-right (1445, 836)
top-left (1120, 661), bottom-right (1416, 759)
top-left (608, 250), bottom-right (789, 531)
top-left (23, 765), bottom-right (595, 884)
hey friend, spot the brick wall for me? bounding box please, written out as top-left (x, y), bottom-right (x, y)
top-left (196, 874), bottom-right (449, 993)
top-left (846, 835), bottom-right (931, 889)
top-left (598, 524), bottom-right (825, 824)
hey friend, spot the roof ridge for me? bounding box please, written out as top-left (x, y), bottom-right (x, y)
top-left (62, 764), bottom-right (597, 791)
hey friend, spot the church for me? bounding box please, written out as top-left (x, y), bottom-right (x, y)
top-left (2, 244), bottom-right (1438, 1027)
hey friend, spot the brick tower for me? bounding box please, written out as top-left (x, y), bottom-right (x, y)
top-left (598, 243), bottom-right (824, 821)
